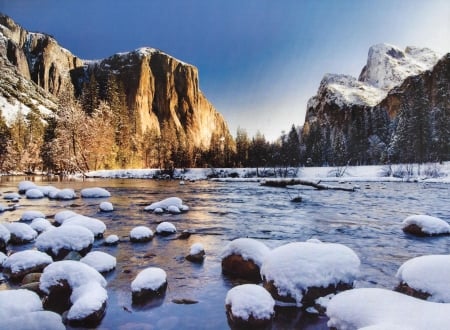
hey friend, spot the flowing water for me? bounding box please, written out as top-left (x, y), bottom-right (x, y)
top-left (0, 176), bottom-right (449, 329)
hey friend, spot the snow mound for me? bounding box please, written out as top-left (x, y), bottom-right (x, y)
top-left (99, 201), bottom-right (114, 212)
top-left (0, 223), bottom-right (11, 243)
top-left (221, 238), bottom-right (271, 267)
top-left (326, 288), bottom-right (450, 330)
top-left (4, 222), bottom-right (38, 243)
top-left (190, 243), bottom-right (204, 255)
top-left (49, 188), bottom-right (77, 200)
top-left (131, 267), bottom-right (167, 292)
top-left (144, 197), bottom-right (189, 213)
top-left (25, 188), bottom-right (45, 199)
top-left (30, 218), bottom-right (54, 233)
top-left (156, 221), bottom-right (177, 235)
top-left (402, 214), bottom-right (450, 235)
top-left (3, 250), bottom-right (52, 278)
top-left (20, 210), bottom-right (46, 222)
top-left (0, 289), bottom-right (42, 317)
top-left (396, 255), bottom-right (450, 302)
top-left (225, 284), bottom-right (275, 321)
top-left (0, 310), bottom-right (65, 330)
top-left (0, 251), bottom-right (7, 264)
top-left (35, 225), bottom-right (94, 259)
top-left (3, 192), bottom-right (21, 200)
top-left (260, 241), bottom-right (360, 305)
top-left (80, 187), bottom-right (111, 198)
top-left (130, 226), bottom-right (153, 242)
top-left (61, 214), bottom-right (106, 237)
top-left (80, 251), bottom-right (116, 273)
top-left (104, 234), bottom-right (119, 245)
top-left (18, 181), bottom-right (37, 193)
top-left (54, 210), bottom-right (78, 225)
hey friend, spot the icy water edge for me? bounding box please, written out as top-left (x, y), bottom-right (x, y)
top-left (0, 177), bottom-right (449, 329)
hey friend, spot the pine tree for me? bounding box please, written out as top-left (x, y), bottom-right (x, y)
top-left (0, 113), bottom-right (10, 171)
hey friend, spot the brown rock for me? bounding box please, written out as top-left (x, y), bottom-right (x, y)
top-left (186, 250), bottom-right (205, 263)
top-left (222, 254), bottom-right (262, 282)
top-left (41, 244), bottom-right (92, 261)
top-left (20, 282), bottom-right (42, 295)
top-left (395, 281), bottom-right (431, 300)
top-left (402, 223), bottom-right (445, 237)
top-left (225, 304), bottom-right (273, 330)
top-left (132, 281), bottom-right (168, 304)
top-left (22, 272), bottom-right (42, 285)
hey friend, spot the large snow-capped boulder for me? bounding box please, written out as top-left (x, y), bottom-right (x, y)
top-left (131, 267), bottom-right (167, 303)
top-left (4, 222), bottom-right (38, 244)
top-left (20, 210), bottom-right (46, 222)
top-left (225, 284), bottom-right (275, 329)
top-left (3, 192), bottom-right (21, 201)
top-left (396, 255), bottom-right (450, 302)
top-left (30, 218), bottom-right (54, 233)
top-left (80, 187), bottom-right (111, 198)
top-left (48, 188), bottom-right (77, 200)
top-left (0, 223), bottom-right (11, 252)
top-left (130, 226), bottom-right (154, 243)
top-left (402, 214), bottom-right (450, 236)
top-left (221, 238), bottom-right (271, 282)
top-left (80, 251), bottom-right (116, 273)
top-left (156, 221), bottom-right (177, 236)
top-left (0, 289), bottom-right (64, 330)
top-left (61, 214), bottom-right (106, 238)
top-left (40, 260), bottom-right (107, 326)
top-left (25, 188), bottom-right (45, 199)
top-left (35, 225), bottom-right (94, 260)
top-left (2, 250), bottom-right (52, 280)
top-left (326, 288), bottom-right (450, 330)
top-left (144, 197), bottom-right (189, 213)
top-left (18, 181), bottom-right (37, 194)
top-left (261, 241), bottom-right (360, 306)
top-left (54, 210), bottom-right (78, 225)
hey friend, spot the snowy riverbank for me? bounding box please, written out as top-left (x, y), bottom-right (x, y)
top-left (85, 162), bottom-right (450, 183)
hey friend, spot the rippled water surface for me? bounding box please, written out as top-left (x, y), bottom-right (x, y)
top-left (1, 177), bottom-right (449, 329)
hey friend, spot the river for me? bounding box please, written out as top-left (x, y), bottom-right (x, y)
top-left (1, 176), bottom-right (449, 329)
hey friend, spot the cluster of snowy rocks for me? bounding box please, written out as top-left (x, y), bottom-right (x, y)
top-left (220, 227), bottom-right (450, 329)
top-left (0, 180), bottom-right (199, 327)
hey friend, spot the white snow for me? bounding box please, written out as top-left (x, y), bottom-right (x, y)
top-left (4, 222), bottom-right (38, 242)
top-left (130, 226), bottom-right (153, 240)
top-left (30, 218), bottom-right (54, 233)
top-left (35, 225), bottom-right (94, 255)
top-left (99, 201), bottom-right (114, 212)
top-left (40, 260), bottom-right (107, 322)
top-left (18, 180), bottom-right (37, 193)
top-left (0, 251), bottom-right (7, 264)
top-left (221, 238), bottom-right (271, 267)
top-left (20, 210), bottom-right (46, 222)
top-left (49, 188), bottom-right (77, 200)
top-left (156, 221), bottom-right (177, 234)
top-left (0, 289), bottom-right (42, 318)
top-left (25, 188), bottom-right (44, 199)
top-left (80, 251), bottom-right (116, 273)
top-left (80, 187), bottom-right (111, 198)
top-left (3, 192), bottom-right (21, 200)
top-left (189, 243), bottom-right (204, 255)
top-left (225, 284), bottom-right (275, 321)
top-left (402, 214), bottom-right (450, 235)
top-left (326, 288), bottom-right (450, 330)
top-left (144, 197), bottom-right (188, 213)
top-left (131, 267), bottom-right (167, 292)
top-left (260, 241), bottom-right (360, 306)
top-left (61, 214), bottom-right (106, 237)
top-left (54, 210), bottom-right (78, 225)
top-left (105, 234), bottom-right (119, 244)
top-left (396, 255), bottom-right (450, 302)
top-left (0, 310), bottom-right (65, 330)
top-left (0, 223), bottom-right (11, 243)
top-left (36, 185), bottom-right (58, 197)
top-left (3, 250), bottom-right (52, 274)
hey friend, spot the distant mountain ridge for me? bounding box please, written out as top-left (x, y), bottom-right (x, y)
top-left (301, 43), bottom-right (449, 165)
top-left (0, 14), bottom-right (233, 157)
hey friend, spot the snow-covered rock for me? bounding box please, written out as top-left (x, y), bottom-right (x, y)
top-left (186, 243), bottom-right (205, 263)
top-left (221, 238), bottom-right (271, 282)
top-left (20, 210), bottom-right (46, 222)
top-left (3, 192), bottom-right (21, 201)
top-left (326, 288), bottom-right (450, 330)
top-left (0, 223), bottom-right (11, 251)
top-left (80, 251), bottom-right (116, 273)
top-left (396, 255), bottom-right (450, 302)
top-left (0, 289), bottom-right (64, 330)
top-left (40, 260), bottom-right (107, 326)
top-left (80, 187), bottom-right (111, 198)
top-left (18, 181), bottom-right (37, 194)
top-left (35, 225), bottom-right (94, 260)
top-left (4, 222), bottom-right (38, 244)
top-left (156, 221), bottom-right (177, 236)
top-left (402, 214), bottom-right (450, 236)
top-left (130, 226), bottom-right (154, 242)
top-left (49, 188), bottom-right (77, 200)
top-left (99, 201), bottom-right (114, 212)
top-left (25, 188), bottom-right (45, 199)
top-left (54, 210), bottom-right (78, 225)
top-left (131, 267), bottom-right (168, 302)
top-left (36, 185), bottom-right (58, 197)
top-left (225, 284), bottom-right (275, 328)
top-left (104, 234), bottom-right (119, 245)
top-left (0, 251), bottom-right (7, 265)
top-left (30, 218), bottom-right (54, 233)
top-left (144, 197), bottom-right (189, 213)
top-left (260, 241), bottom-right (360, 306)
top-left (61, 214), bottom-right (106, 238)
top-left (2, 250), bottom-right (52, 280)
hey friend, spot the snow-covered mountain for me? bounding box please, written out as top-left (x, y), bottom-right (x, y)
top-left (301, 44), bottom-right (449, 166)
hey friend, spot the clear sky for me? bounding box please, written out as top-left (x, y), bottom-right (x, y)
top-left (1, 0), bottom-right (449, 141)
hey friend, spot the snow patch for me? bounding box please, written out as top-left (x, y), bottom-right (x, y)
top-left (20, 210), bottom-right (46, 222)
top-left (221, 238), bottom-right (271, 267)
top-left (225, 284), bottom-right (275, 321)
top-left (80, 187), bottom-right (111, 198)
top-left (80, 251), bottom-right (116, 273)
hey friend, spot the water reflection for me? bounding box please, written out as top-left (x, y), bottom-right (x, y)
top-left (1, 176), bottom-right (449, 329)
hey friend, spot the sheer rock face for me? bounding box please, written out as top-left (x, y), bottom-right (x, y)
top-left (0, 14), bottom-right (232, 150)
top-left (300, 44), bottom-right (449, 165)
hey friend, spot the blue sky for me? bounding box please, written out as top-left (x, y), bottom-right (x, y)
top-left (1, 0), bottom-right (449, 141)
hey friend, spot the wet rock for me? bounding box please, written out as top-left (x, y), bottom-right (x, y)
top-left (131, 267), bottom-right (167, 303)
top-left (395, 282), bottom-right (431, 300)
top-left (22, 272), bottom-right (42, 285)
top-left (186, 243), bottom-right (205, 263)
top-left (130, 226), bottom-right (154, 243)
top-left (222, 254), bottom-right (262, 282)
top-left (4, 222), bottom-right (37, 244)
top-left (2, 250), bottom-right (52, 281)
top-left (402, 215), bottom-right (450, 236)
top-left (156, 222), bottom-right (177, 236)
top-left (172, 298), bottom-right (198, 304)
top-left (177, 230), bottom-right (191, 240)
top-left (20, 281), bottom-right (42, 295)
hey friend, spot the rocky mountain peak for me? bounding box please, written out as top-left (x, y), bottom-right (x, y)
top-left (358, 43), bottom-right (441, 90)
